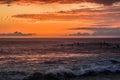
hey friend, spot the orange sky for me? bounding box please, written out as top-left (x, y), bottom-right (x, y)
top-left (0, 0), bottom-right (120, 37)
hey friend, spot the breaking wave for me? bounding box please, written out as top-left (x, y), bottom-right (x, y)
top-left (23, 59), bottom-right (120, 80)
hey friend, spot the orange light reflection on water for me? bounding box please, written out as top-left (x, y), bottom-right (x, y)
top-left (0, 53), bottom-right (98, 65)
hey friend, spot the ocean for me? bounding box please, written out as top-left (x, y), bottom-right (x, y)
top-left (0, 38), bottom-right (120, 80)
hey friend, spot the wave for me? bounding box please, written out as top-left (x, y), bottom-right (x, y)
top-left (23, 59), bottom-right (120, 80)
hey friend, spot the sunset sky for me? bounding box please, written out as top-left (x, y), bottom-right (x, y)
top-left (0, 0), bottom-right (120, 38)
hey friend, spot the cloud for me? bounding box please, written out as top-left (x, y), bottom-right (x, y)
top-left (12, 11), bottom-right (120, 22)
top-left (11, 5), bottom-right (120, 32)
top-left (69, 27), bottom-right (120, 36)
top-left (12, 13), bottom-right (103, 21)
top-left (58, 6), bottom-right (120, 15)
top-left (0, 31), bottom-right (35, 36)
top-left (67, 32), bottom-right (90, 36)
top-left (12, 5), bottom-right (120, 22)
top-left (91, 24), bottom-right (111, 27)
top-left (0, 0), bottom-right (120, 5)
top-left (93, 28), bottom-right (120, 36)
top-left (88, 0), bottom-right (120, 5)
top-left (69, 27), bottom-right (120, 30)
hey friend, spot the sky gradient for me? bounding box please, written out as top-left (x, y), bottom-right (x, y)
top-left (0, 0), bottom-right (120, 38)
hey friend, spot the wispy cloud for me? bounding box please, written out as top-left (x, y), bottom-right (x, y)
top-left (12, 5), bottom-right (120, 22)
top-left (12, 13), bottom-right (102, 21)
top-left (57, 6), bottom-right (120, 14)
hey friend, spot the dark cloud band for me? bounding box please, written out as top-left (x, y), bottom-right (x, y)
top-left (0, 0), bottom-right (120, 5)
top-left (68, 27), bottom-right (120, 36)
top-left (70, 27), bottom-right (120, 30)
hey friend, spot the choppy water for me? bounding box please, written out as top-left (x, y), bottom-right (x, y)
top-left (0, 38), bottom-right (120, 80)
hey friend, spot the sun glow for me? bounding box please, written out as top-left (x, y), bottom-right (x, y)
top-left (0, 0), bottom-right (120, 37)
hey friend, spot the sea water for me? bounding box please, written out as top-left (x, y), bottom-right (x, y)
top-left (0, 38), bottom-right (120, 80)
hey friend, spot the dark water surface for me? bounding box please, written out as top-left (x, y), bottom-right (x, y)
top-left (0, 38), bottom-right (120, 80)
